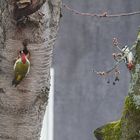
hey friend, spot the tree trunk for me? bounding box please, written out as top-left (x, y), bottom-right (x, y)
top-left (94, 29), bottom-right (140, 140)
top-left (0, 0), bottom-right (61, 139)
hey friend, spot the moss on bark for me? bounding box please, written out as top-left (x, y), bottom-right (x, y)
top-left (94, 120), bottom-right (121, 140)
top-left (94, 96), bottom-right (140, 140)
top-left (121, 96), bottom-right (140, 140)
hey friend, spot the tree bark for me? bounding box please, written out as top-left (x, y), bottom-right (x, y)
top-left (0, 0), bottom-right (61, 139)
top-left (94, 29), bottom-right (140, 140)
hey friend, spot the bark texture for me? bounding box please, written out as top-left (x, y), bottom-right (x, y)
top-left (94, 29), bottom-right (140, 140)
top-left (0, 0), bottom-right (61, 139)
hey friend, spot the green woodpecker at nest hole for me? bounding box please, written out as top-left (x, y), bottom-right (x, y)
top-left (12, 51), bottom-right (30, 87)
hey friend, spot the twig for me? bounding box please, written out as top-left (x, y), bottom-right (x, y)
top-left (63, 3), bottom-right (140, 18)
top-left (93, 41), bottom-right (137, 75)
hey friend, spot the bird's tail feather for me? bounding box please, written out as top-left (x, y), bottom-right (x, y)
top-left (12, 78), bottom-right (20, 87)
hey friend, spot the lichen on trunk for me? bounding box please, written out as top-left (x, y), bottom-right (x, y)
top-left (94, 29), bottom-right (140, 140)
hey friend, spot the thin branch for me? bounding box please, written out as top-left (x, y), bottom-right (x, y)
top-left (63, 3), bottom-right (140, 18)
top-left (93, 42), bottom-right (137, 75)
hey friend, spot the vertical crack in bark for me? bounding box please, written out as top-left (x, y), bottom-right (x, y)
top-left (48, 0), bottom-right (53, 14)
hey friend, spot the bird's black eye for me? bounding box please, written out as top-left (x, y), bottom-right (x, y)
top-left (20, 51), bottom-right (24, 54)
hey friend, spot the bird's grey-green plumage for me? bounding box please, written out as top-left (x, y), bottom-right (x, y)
top-left (12, 58), bottom-right (30, 87)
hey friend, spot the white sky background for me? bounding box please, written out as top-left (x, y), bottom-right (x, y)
top-left (40, 68), bottom-right (54, 140)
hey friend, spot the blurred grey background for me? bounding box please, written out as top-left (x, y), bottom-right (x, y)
top-left (53, 0), bottom-right (140, 140)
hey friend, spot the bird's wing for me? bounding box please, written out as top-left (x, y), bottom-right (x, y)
top-left (14, 58), bottom-right (21, 70)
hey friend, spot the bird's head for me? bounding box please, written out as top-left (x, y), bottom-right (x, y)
top-left (20, 51), bottom-right (26, 64)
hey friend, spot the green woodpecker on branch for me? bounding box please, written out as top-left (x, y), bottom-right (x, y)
top-left (12, 51), bottom-right (30, 87)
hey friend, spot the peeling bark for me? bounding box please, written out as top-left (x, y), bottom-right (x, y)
top-left (0, 0), bottom-right (61, 139)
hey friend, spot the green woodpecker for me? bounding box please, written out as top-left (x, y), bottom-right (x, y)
top-left (12, 51), bottom-right (30, 87)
